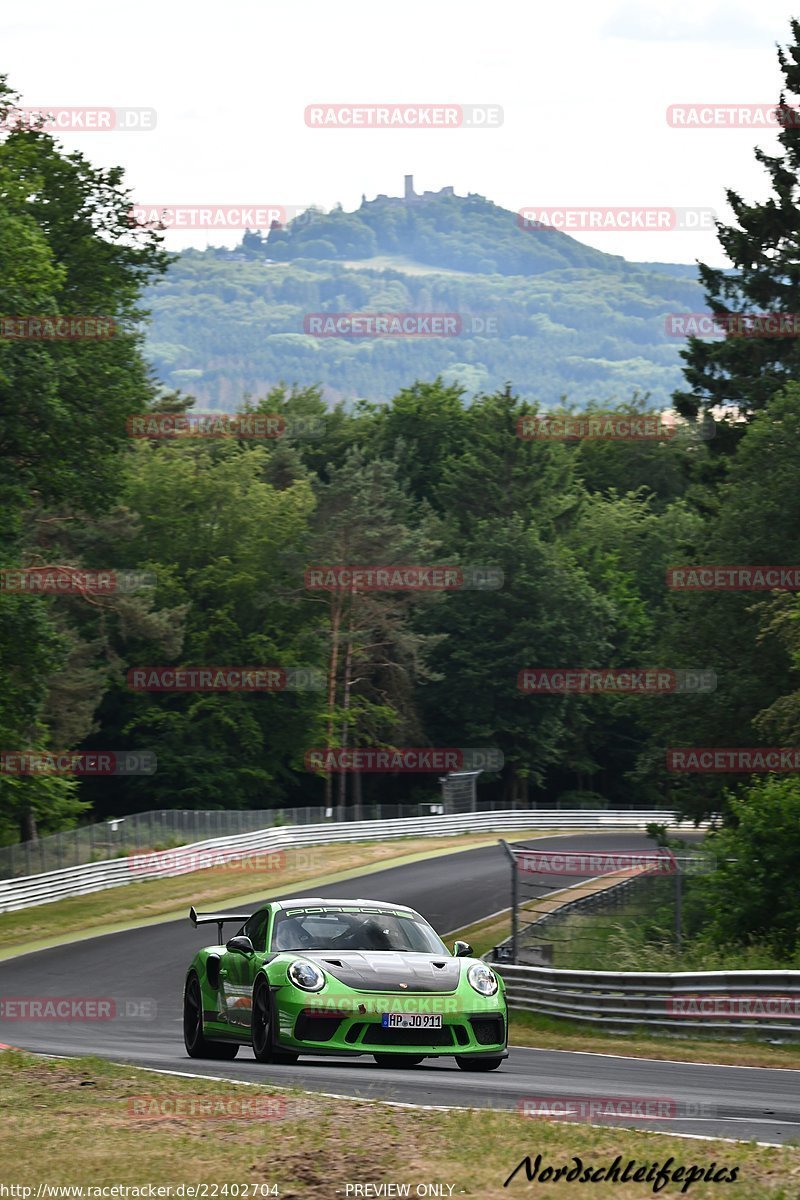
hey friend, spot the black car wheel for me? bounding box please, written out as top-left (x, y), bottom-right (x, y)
top-left (373, 1055), bottom-right (425, 1068)
top-left (455, 1056), bottom-right (504, 1071)
top-left (183, 973), bottom-right (239, 1060)
top-left (251, 976), bottom-right (298, 1064)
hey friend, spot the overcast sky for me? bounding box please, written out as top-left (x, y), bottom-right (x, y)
top-left (4, 0), bottom-right (799, 265)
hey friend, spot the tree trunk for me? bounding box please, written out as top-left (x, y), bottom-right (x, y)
top-left (337, 606), bottom-right (355, 811)
top-left (353, 767), bottom-right (363, 821)
top-left (324, 594), bottom-right (344, 810)
top-left (20, 805), bottom-right (37, 843)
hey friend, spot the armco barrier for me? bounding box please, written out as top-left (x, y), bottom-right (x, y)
top-left (0, 809), bottom-right (701, 913)
top-left (497, 963), bottom-right (800, 1039)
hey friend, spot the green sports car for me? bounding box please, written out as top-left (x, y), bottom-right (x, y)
top-left (183, 896), bottom-right (508, 1070)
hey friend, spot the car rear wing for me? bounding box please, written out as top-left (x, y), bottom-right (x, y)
top-left (189, 905), bottom-right (251, 944)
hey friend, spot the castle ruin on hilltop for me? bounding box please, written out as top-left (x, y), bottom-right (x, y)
top-left (361, 175), bottom-right (463, 207)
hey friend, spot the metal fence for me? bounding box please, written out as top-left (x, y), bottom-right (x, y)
top-left (0, 803), bottom-right (477, 879)
top-left (0, 799), bottom-right (680, 880)
top-left (0, 809), bottom-right (282, 879)
top-left (497, 962), bottom-right (800, 1039)
top-left (497, 841), bottom-right (717, 967)
top-left (0, 809), bottom-right (699, 913)
top-left (517, 870), bottom-right (663, 966)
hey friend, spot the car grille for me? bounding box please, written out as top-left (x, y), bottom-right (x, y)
top-left (469, 1015), bottom-right (505, 1045)
top-left (349, 1022), bottom-right (455, 1047)
top-left (294, 1013), bottom-right (342, 1042)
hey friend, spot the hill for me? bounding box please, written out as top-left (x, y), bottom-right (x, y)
top-left (143, 181), bottom-right (705, 407)
top-left (264, 180), bottom-right (624, 275)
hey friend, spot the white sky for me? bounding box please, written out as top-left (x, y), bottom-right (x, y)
top-left (3, 0), bottom-right (798, 265)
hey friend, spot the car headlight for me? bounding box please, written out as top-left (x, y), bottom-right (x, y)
top-left (467, 963), bottom-right (498, 997)
top-left (287, 960), bottom-right (325, 992)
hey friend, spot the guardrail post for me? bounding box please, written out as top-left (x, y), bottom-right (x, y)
top-left (499, 839), bottom-right (518, 963)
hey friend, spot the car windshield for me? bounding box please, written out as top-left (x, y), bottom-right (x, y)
top-left (270, 906), bottom-right (449, 954)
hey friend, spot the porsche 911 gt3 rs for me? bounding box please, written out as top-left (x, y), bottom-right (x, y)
top-left (183, 897), bottom-right (508, 1070)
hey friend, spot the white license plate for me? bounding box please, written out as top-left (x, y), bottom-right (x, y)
top-left (381, 1013), bottom-right (443, 1029)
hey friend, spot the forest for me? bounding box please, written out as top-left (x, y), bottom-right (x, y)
top-left (145, 194), bottom-right (702, 407)
top-left (4, 29), bottom-right (800, 967)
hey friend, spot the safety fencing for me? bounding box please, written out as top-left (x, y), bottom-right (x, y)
top-left (489, 866), bottom-right (653, 966)
top-left (496, 962), bottom-right (800, 1039)
top-left (0, 809), bottom-right (700, 913)
top-left (0, 801), bottom-right (683, 879)
top-left (492, 839), bottom-right (718, 967)
top-left (6, 808), bottom-right (789, 1042)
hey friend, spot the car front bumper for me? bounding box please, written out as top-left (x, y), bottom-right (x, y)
top-left (273, 987), bottom-right (508, 1057)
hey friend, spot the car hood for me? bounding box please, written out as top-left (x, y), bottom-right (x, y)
top-left (299, 951), bottom-right (462, 992)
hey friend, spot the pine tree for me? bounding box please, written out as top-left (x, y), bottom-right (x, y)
top-left (674, 19), bottom-right (800, 423)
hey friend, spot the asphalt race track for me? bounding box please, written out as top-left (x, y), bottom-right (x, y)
top-left (1, 831), bottom-right (798, 1144)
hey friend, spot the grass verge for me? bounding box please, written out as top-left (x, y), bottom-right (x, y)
top-left (507, 1009), bottom-right (800, 1070)
top-left (0, 1050), bottom-right (797, 1199)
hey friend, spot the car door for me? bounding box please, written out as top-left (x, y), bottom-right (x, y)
top-left (219, 908), bottom-right (270, 1029)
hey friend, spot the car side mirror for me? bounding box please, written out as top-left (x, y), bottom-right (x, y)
top-left (453, 940), bottom-right (473, 957)
top-left (226, 935), bottom-right (255, 955)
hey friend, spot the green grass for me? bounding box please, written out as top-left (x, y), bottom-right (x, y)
top-left (507, 1008), bottom-right (800, 1069)
top-left (1, 1050), bottom-right (797, 1198)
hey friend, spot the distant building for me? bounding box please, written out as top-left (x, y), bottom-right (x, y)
top-left (361, 175), bottom-right (462, 208)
